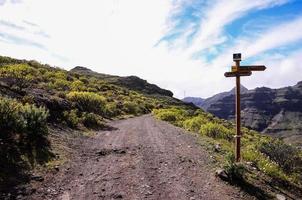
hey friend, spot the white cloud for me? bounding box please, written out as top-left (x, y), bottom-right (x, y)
top-left (0, 0), bottom-right (301, 99)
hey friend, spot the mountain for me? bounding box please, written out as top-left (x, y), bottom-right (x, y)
top-left (201, 85), bottom-right (248, 110)
top-left (183, 85), bottom-right (248, 110)
top-left (182, 97), bottom-right (204, 107)
top-left (184, 83), bottom-right (302, 146)
top-left (71, 66), bottom-right (173, 97)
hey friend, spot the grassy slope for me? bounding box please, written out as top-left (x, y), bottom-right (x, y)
top-left (0, 55), bottom-right (186, 192)
top-left (153, 106), bottom-right (302, 198)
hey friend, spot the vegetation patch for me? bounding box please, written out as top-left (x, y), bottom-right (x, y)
top-left (153, 107), bottom-right (302, 194)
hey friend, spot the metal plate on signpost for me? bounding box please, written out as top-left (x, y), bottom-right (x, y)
top-left (233, 53), bottom-right (241, 61)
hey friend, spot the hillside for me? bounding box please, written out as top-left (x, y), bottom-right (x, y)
top-left (0, 55), bottom-right (301, 199)
top-left (183, 83), bottom-right (302, 146)
top-left (0, 55), bottom-right (181, 194)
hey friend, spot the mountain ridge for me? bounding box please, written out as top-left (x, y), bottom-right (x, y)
top-left (183, 82), bottom-right (302, 146)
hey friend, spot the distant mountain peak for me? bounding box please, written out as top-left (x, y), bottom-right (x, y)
top-left (230, 84), bottom-right (248, 93)
top-left (70, 66), bottom-right (93, 73)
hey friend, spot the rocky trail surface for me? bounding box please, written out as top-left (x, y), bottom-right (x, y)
top-left (29, 115), bottom-right (252, 200)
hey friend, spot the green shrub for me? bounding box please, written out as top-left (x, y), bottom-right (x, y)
top-left (153, 108), bottom-right (187, 124)
top-left (22, 103), bottom-right (49, 139)
top-left (53, 79), bottom-right (70, 90)
top-left (104, 102), bottom-right (120, 118)
top-left (0, 97), bottom-right (51, 174)
top-left (199, 122), bottom-right (233, 141)
top-left (71, 80), bottom-right (86, 91)
top-left (123, 101), bottom-right (139, 115)
top-left (0, 98), bottom-right (23, 135)
top-left (63, 109), bottom-right (80, 128)
top-left (82, 112), bottom-right (103, 129)
top-left (183, 116), bottom-right (208, 132)
top-left (0, 64), bottom-right (38, 89)
top-left (67, 91), bottom-right (106, 114)
top-left (259, 140), bottom-right (302, 174)
top-left (224, 152), bottom-right (246, 182)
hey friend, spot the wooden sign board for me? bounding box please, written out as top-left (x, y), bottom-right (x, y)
top-left (241, 65), bottom-right (266, 71)
top-left (224, 71), bottom-right (252, 77)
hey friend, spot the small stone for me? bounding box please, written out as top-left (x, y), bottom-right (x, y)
top-left (276, 194), bottom-right (286, 200)
top-left (215, 169), bottom-right (229, 181)
top-left (214, 144), bottom-right (221, 152)
top-left (31, 175), bottom-right (44, 182)
top-left (190, 197), bottom-right (195, 200)
top-left (113, 194), bottom-right (123, 199)
top-left (54, 165), bottom-right (59, 171)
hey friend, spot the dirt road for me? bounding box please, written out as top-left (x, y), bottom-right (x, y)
top-left (30, 115), bottom-right (252, 200)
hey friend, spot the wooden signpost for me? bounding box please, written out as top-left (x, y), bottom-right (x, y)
top-left (224, 53), bottom-right (266, 162)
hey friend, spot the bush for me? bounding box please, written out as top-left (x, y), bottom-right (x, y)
top-left (66, 91), bottom-right (106, 114)
top-left (81, 112), bottom-right (103, 129)
top-left (183, 116), bottom-right (208, 132)
top-left (0, 98), bottom-right (23, 135)
top-left (53, 79), bottom-right (70, 91)
top-left (259, 140), bottom-right (302, 174)
top-left (71, 80), bottom-right (86, 91)
top-left (199, 122), bottom-right (233, 141)
top-left (0, 97), bottom-right (51, 177)
top-left (63, 109), bottom-right (80, 128)
top-left (123, 101), bottom-right (139, 115)
top-left (22, 103), bottom-right (49, 140)
top-left (104, 102), bottom-right (120, 118)
top-left (153, 108), bottom-right (187, 124)
top-left (224, 152), bottom-right (246, 182)
top-left (0, 64), bottom-right (38, 90)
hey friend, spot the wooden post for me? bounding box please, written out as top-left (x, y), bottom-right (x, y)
top-left (224, 53), bottom-right (266, 163)
top-left (235, 62), bottom-right (241, 162)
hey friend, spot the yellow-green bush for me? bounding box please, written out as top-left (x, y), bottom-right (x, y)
top-left (67, 91), bottom-right (106, 114)
top-left (63, 109), bottom-right (80, 128)
top-left (199, 122), bottom-right (233, 141)
top-left (123, 101), bottom-right (139, 115)
top-left (0, 97), bottom-right (50, 175)
top-left (81, 112), bottom-right (103, 129)
top-left (0, 64), bottom-right (38, 89)
top-left (183, 116), bottom-right (209, 132)
top-left (153, 108), bottom-right (187, 125)
top-left (71, 80), bottom-right (86, 91)
top-left (104, 102), bottom-right (120, 118)
top-left (259, 140), bottom-right (302, 174)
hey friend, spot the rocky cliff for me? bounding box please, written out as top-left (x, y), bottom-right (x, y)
top-left (184, 82), bottom-right (302, 146)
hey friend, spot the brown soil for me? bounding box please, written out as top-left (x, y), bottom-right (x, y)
top-left (28, 115), bottom-right (254, 200)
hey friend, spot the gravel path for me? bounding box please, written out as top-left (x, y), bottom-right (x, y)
top-left (29, 115), bottom-right (253, 200)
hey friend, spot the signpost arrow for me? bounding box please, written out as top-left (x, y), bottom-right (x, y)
top-left (225, 53), bottom-right (266, 162)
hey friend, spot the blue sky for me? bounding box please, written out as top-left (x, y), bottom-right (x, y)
top-left (0, 0), bottom-right (302, 98)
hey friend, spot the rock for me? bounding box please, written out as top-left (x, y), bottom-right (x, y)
top-left (31, 175), bottom-right (44, 182)
top-left (276, 194), bottom-right (286, 200)
top-left (214, 144), bottom-right (221, 152)
top-left (54, 165), bottom-right (59, 171)
top-left (190, 197), bottom-right (196, 200)
top-left (215, 169), bottom-right (229, 181)
top-left (113, 194), bottom-right (123, 199)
